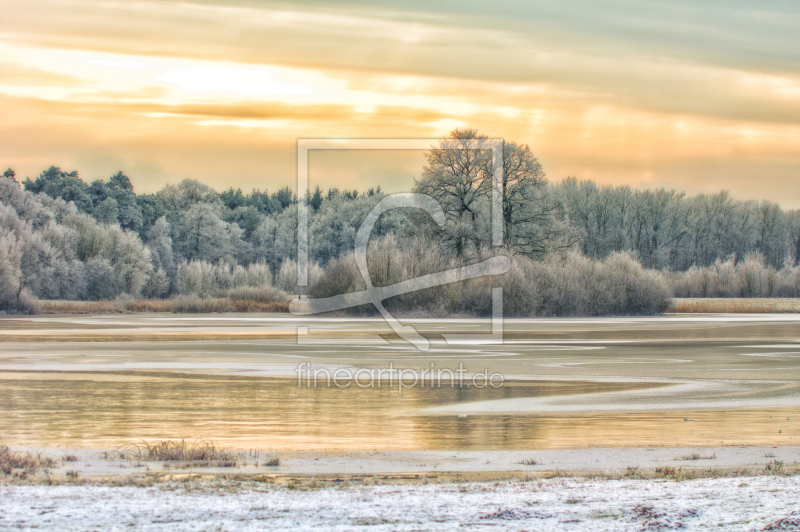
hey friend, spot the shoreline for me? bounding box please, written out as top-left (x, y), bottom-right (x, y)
top-left (11, 297), bottom-right (800, 317)
top-left (3, 446), bottom-right (799, 486)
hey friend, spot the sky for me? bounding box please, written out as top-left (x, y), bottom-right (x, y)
top-left (1, 0), bottom-right (799, 206)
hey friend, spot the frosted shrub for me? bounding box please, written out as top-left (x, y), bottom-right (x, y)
top-left (308, 255), bottom-right (364, 301)
top-left (738, 252), bottom-right (770, 297)
top-left (668, 252), bottom-right (800, 298)
top-left (307, 235), bottom-right (463, 315)
top-left (459, 251), bottom-right (535, 316)
top-left (229, 261), bottom-right (271, 289)
top-left (604, 252), bottom-right (672, 315)
top-left (775, 263), bottom-right (800, 297)
top-left (511, 251), bottom-right (670, 316)
top-left (177, 259), bottom-right (278, 298)
top-left (224, 285), bottom-right (287, 304)
top-left (307, 240), bottom-right (671, 317)
top-left (669, 266), bottom-right (706, 298)
top-left (276, 259), bottom-right (323, 294)
top-left (176, 260), bottom-right (216, 296)
top-left (230, 264), bottom-right (248, 288)
top-left (377, 235), bottom-right (461, 314)
top-left (245, 261), bottom-right (271, 287)
top-left (276, 259), bottom-right (297, 294)
top-left (712, 256), bottom-right (740, 297)
top-left (213, 262), bottom-right (235, 291)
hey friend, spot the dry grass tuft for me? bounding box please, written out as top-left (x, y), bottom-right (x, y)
top-left (654, 466), bottom-right (678, 476)
top-left (0, 445), bottom-right (57, 479)
top-left (680, 452), bottom-right (716, 461)
top-left (518, 458), bottom-right (539, 466)
top-left (765, 460), bottom-right (784, 473)
top-left (114, 440), bottom-right (239, 466)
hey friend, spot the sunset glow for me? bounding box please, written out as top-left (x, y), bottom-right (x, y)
top-left (1, 0), bottom-right (798, 204)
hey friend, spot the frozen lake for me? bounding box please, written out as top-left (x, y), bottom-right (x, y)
top-left (1, 313), bottom-right (798, 449)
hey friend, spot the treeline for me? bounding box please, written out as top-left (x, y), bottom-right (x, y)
top-left (556, 179), bottom-right (800, 271)
top-left (1, 128), bottom-right (799, 314)
top-left (1, 174), bottom-right (152, 311)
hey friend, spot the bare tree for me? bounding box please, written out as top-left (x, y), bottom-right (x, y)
top-left (414, 128), bottom-right (492, 258)
top-left (497, 141), bottom-right (567, 257)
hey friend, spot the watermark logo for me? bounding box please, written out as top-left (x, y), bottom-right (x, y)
top-left (291, 139), bottom-right (509, 350)
top-left (296, 362), bottom-right (504, 392)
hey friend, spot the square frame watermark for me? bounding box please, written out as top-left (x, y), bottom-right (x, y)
top-left (292, 138), bottom-right (507, 350)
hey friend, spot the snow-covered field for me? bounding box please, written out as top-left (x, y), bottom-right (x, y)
top-left (1, 475), bottom-right (799, 531)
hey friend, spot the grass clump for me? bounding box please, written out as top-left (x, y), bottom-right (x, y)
top-left (0, 445), bottom-right (57, 479)
top-left (765, 460), bottom-right (784, 473)
top-left (115, 440), bottom-right (239, 466)
top-left (680, 452), bottom-right (716, 461)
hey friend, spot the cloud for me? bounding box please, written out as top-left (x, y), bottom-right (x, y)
top-left (156, 67), bottom-right (315, 96)
top-left (0, 60), bottom-right (82, 87)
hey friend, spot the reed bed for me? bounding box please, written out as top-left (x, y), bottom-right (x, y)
top-left (36, 300), bottom-right (127, 314)
top-left (36, 295), bottom-right (290, 314)
top-left (668, 298), bottom-right (800, 313)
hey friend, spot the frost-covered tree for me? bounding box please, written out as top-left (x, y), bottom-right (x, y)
top-left (498, 141), bottom-right (563, 257)
top-left (3, 168), bottom-right (17, 183)
top-left (145, 216), bottom-right (176, 290)
top-left (226, 205), bottom-right (262, 240)
top-left (309, 194), bottom-right (376, 266)
top-left (106, 172), bottom-right (142, 232)
top-left (252, 208), bottom-right (297, 277)
top-left (158, 179), bottom-right (219, 216)
top-left (83, 258), bottom-right (117, 300)
top-left (105, 227), bottom-right (152, 296)
top-left (95, 197), bottom-right (119, 225)
top-left (414, 128), bottom-right (492, 258)
top-left (755, 200), bottom-right (789, 268)
top-left (23, 166), bottom-right (93, 213)
top-left (789, 210), bottom-right (800, 266)
top-left (142, 268), bottom-right (170, 299)
top-left (0, 229), bottom-right (24, 311)
top-left (173, 203), bottom-right (239, 264)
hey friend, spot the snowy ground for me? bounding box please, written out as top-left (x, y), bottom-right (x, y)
top-left (2, 475), bottom-right (799, 531)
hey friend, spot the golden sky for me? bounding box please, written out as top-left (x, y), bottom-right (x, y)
top-left (1, 0), bottom-right (799, 205)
